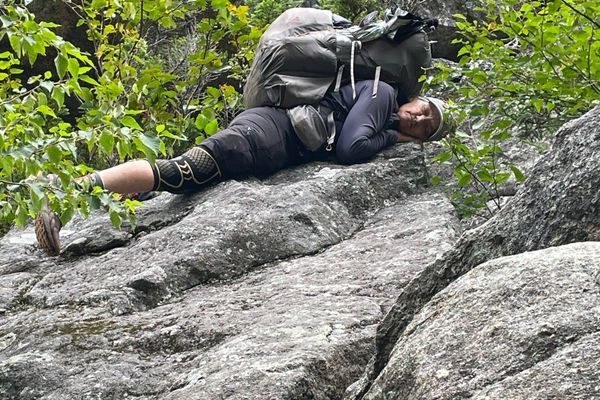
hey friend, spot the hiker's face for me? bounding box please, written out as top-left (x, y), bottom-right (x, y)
top-left (396, 98), bottom-right (440, 143)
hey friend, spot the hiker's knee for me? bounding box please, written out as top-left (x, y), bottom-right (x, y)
top-left (151, 146), bottom-right (221, 194)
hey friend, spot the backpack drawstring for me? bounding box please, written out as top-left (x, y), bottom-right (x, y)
top-left (350, 41), bottom-right (381, 99)
top-left (350, 40), bottom-right (362, 100)
top-left (372, 65), bottom-right (381, 98)
top-left (334, 64), bottom-right (345, 93)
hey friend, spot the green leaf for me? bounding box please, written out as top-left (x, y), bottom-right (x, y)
top-left (125, 109), bottom-right (145, 115)
top-left (510, 165), bottom-right (526, 182)
top-left (206, 86), bottom-right (220, 98)
top-left (8, 33), bottom-right (21, 56)
top-left (46, 145), bottom-right (62, 163)
top-left (54, 54), bottom-right (68, 79)
top-left (204, 119), bottom-right (219, 135)
top-left (30, 184), bottom-right (45, 211)
top-left (140, 134), bottom-right (161, 155)
top-left (67, 58), bottom-right (79, 78)
top-left (458, 173), bottom-right (472, 187)
top-left (16, 205), bottom-right (27, 228)
top-left (60, 204), bottom-right (74, 225)
top-left (159, 129), bottom-right (186, 140)
top-left (211, 0), bottom-right (229, 10)
top-left (477, 169), bottom-right (495, 183)
top-left (492, 131), bottom-right (512, 141)
top-left (496, 172), bottom-right (511, 184)
top-left (0, 16), bottom-right (14, 28)
top-left (114, 140), bottom-right (126, 160)
top-left (51, 87), bottom-right (65, 106)
top-left (109, 209), bottom-right (122, 229)
top-left (430, 176), bottom-right (443, 185)
top-left (37, 104), bottom-right (57, 118)
top-left (194, 114), bottom-right (209, 130)
top-left (432, 151), bottom-right (452, 163)
top-left (40, 80), bottom-right (54, 93)
top-left (99, 132), bottom-right (115, 154)
top-left (122, 116), bottom-right (143, 131)
top-left (79, 75), bottom-right (99, 86)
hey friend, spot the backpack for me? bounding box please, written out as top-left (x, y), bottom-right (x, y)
top-left (243, 7), bottom-right (437, 110)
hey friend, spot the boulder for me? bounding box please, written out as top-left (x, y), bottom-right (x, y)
top-left (0, 144), bottom-right (461, 399)
top-left (345, 106), bottom-right (600, 398)
top-left (412, 0), bottom-right (487, 61)
top-left (358, 242), bottom-right (600, 400)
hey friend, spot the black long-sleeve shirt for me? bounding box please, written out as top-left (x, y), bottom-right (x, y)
top-left (321, 80), bottom-right (399, 164)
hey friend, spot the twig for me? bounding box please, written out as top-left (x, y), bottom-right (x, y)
top-left (506, 21), bottom-right (599, 96)
top-left (66, 2), bottom-right (105, 75)
top-left (561, 0), bottom-right (600, 29)
top-left (139, 0), bottom-right (145, 34)
top-left (490, 141), bottom-right (502, 210)
top-left (0, 179), bottom-right (28, 188)
top-left (588, 26), bottom-right (594, 83)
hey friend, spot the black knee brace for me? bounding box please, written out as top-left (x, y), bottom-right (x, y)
top-left (151, 146), bottom-right (221, 194)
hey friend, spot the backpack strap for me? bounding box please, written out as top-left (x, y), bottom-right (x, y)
top-left (318, 104), bottom-right (337, 152)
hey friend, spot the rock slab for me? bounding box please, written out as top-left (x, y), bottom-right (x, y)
top-left (361, 242), bottom-right (600, 400)
top-left (0, 145), bottom-right (460, 399)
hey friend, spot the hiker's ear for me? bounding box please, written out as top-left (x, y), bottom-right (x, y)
top-left (397, 132), bottom-right (423, 145)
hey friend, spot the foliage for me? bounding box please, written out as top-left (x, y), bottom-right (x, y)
top-left (0, 0), bottom-right (259, 231)
top-left (244, 0), bottom-right (305, 25)
top-left (426, 0), bottom-right (599, 218)
top-left (319, 0), bottom-right (381, 22)
top-left (245, 0), bottom-right (391, 25)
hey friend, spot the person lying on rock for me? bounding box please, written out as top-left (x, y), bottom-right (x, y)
top-left (35, 80), bottom-right (455, 256)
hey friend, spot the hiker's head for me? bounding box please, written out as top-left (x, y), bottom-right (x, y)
top-left (397, 96), bottom-right (455, 143)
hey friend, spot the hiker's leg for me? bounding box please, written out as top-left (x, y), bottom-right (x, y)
top-left (96, 107), bottom-right (303, 195)
top-left (35, 107), bottom-right (303, 256)
top-left (80, 106), bottom-right (299, 196)
top-left (93, 160), bottom-right (155, 194)
top-left (84, 145), bottom-right (221, 195)
top-left (35, 146), bottom-right (220, 256)
top-left (87, 106), bottom-right (300, 195)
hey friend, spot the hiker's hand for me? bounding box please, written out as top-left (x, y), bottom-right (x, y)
top-left (396, 132), bottom-right (423, 145)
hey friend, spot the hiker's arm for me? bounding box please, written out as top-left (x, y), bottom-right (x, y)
top-left (336, 81), bottom-right (397, 164)
top-left (336, 129), bottom-right (398, 164)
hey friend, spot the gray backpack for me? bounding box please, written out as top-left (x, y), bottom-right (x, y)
top-left (243, 7), bottom-right (436, 109)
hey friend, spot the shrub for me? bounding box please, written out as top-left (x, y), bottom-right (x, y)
top-left (0, 0), bottom-right (259, 230)
top-left (426, 0), bottom-right (599, 217)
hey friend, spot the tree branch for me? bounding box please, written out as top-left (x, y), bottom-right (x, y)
top-left (561, 0), bottom-right (600, 29)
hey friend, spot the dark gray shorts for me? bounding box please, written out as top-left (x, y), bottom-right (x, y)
top-left (200, 107), bottom-right (312, 179)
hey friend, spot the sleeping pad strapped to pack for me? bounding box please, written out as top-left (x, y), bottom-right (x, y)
top-left (243, 7), bottom-right (437, 109)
